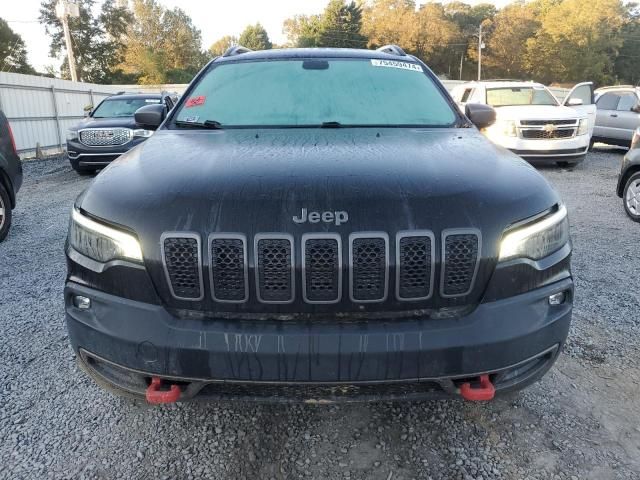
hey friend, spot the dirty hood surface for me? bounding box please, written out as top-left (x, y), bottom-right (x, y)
top-left (80, 127), bottom-right (559, 251)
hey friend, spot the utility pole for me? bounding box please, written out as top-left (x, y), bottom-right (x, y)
top-left (459, 52), bottom-right (464, 80)
top-left (55, 0), bottom-right (80, 82)
top-left (477, 23), bottom-right (484, 81)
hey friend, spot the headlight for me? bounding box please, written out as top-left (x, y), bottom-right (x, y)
top-left (499, 205), bottom-right (569, 261)
top-left (133, 129), bottom-right (154, 138)
top-left (494, 120), bottom-right (517, 137)
top-left (66, 129), bottom-right (78, 141)
top-left (632, 128), bottom-right (640, 149)
top-left (577, 118), bottom-right (589, 136)
top-left (69, 209), bottom-right (143, 263)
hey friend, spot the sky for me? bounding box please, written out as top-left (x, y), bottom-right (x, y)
top-left (4, 0), bottom-right (515, 73)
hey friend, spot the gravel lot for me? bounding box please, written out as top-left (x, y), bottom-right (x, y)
top-left (1, 149), bottom-right (639, 480)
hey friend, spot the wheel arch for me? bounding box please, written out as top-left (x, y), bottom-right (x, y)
top-left (618, 166), bottom-right (640, 197)
top-left (0, 168), bottom-right (15, 208)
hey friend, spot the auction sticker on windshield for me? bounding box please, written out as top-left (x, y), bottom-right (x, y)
top-left (370, 59), bottom-right (423, 72)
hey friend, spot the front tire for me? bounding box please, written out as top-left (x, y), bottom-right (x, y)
top-left (623, 172), bottom-right (640, 222)
top-left (0, 182), bottom-right (12, 242)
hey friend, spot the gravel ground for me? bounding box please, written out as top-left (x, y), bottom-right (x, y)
top-left (1, 149), bottom-right (639, 480)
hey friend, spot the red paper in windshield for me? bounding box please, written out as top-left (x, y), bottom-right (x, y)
top-left (185, 95), bottom-right (206, 108)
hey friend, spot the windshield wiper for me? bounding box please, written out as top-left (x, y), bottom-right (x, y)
top-left (175, 120), bottom-right (224, 129)
top-left (320, 121), bottom-right (342, 128)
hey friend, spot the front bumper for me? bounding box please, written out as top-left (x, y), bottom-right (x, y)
top-left (66, 137), bottom-right (147, 167)
top-left (486, 133), bottom-right (589, 162)
top-left (65, 278), bottom-right (573, 402)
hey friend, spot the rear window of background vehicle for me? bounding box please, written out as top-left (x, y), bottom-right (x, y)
top-left (92, 98), bottom-right (161, 118)
top-left (174, 59), bottom-right (457, 127)
top-left (486, 87), bottom-right (558, 107)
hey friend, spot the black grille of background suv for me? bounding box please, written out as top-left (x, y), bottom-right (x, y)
top-left (161, 230), bottom-right (481, 306)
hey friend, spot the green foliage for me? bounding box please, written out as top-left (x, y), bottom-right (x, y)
top-left (119, 0), bottom-right (207, 84)
top-left (0, 18), bottom-right (35, 74)
top-left (39, 0), bottom-right (131, 83)
top-left (286, 0), bottom-right (366, 48)
top-left (209, 35), bottom-right (238, 57)
top-left (318, 0), bottom-right (367, 48)
top-left (238, 23), bottom-right (272, 51)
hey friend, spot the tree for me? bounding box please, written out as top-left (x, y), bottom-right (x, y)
top-left (119, 0), bottom-right (207, 84)
top-left (318, 0), bottom-right (367, 48)
top-left (238, 23), bottom-right (272, 51)
top-left (209, 35), bottom-right (238, 57)
top-left (482, 2), bottom-right (540, 79)
top-left (525, 0), bottom-right (625, 84)
top-left (362, 0), bottom-right (417, 49)
top-left (39, 0), bottom-right (131, 83)
top-left (283, 14), bottom-right (323, 47)
top-left (613, 5), bottom-right (640, 84)
top-left (0, 18), bottom-right (35, 74)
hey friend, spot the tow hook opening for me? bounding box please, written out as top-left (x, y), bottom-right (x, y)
top-left (145, 377), bottom-right (182, 404)
top-left (459, 374), bottom-right (496, 401)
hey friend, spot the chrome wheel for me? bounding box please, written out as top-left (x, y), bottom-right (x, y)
top-left (625, 178), bottom-right (640, 216)
top-left (0, 194), bottom-right (5, 231)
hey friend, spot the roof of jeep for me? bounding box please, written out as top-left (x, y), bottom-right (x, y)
top-left (213, 48), bottom-right (415, 63)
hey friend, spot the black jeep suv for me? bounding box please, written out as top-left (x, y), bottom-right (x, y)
top-left (0, 110), bottom-right (22, 242)
top-left (66, 92), bottom-right (177, 175)
top-left (65, 46), bottom-right (573, 404)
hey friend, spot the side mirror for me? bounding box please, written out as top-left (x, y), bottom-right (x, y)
top-left (134, 104), bottom-right (165, 130)
top-left (567, 98), bottom-right (583, 106)
top-left (465, 103), bottom-right (496, 129)
top-left (631, 104), bottom-right (640, 114)
top-left (83, 104), bottom-right (93, 117)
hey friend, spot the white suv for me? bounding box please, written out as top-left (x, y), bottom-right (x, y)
top-left (451, 81), bottom-right (595, 167)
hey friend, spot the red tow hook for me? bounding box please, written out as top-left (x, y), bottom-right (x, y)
top-left (460, 374), bottom-right (495, 401)
top-left (145, 377), bottom-right (181, 404)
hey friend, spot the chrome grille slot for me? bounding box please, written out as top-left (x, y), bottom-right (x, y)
top-left (350, 234), bottom-right (389, 303)
top-left (441, 230), bottom-right (480, 297)
top-left (210, 235), bottom-right (248, 303)
top-left (302, 234), bottom-right (341, 304)
top-left (255, 235), bottom-right (294, 303)
top-left (79, 128), bottom-right (132, 146)
top-left (520, 119), bottom-right (576, 126)
top-left (520, 129), bottom-right (575, 140)
top-left (396, 232), bottom-right (434, 301)
top-left (162, 234), bottom-right (203, 300)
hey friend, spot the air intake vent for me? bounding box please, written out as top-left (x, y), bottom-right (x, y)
top-left (302, 234), bottom-right (342, 304)
top-left (162, 234), bottom-right (203, 300)
top-left (441, 230), bottom-right (480, 297)
top-left (396, 232), bottom-right (434, 301)
top-left (255, 235), bottom-right (294, 303)
top-left (210, 235), bottom-right (248, 303)
top-left (350, 234), bottom-right (389, 303)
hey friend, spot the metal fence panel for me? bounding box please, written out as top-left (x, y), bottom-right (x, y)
top-left (0, 72), bottom-right (187, 158)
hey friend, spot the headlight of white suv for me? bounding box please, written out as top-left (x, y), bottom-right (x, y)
top-left (499, 205), bottom-right (569, 261)
top-left (495, 120), bottom-right (517, 137)
top-left (577, 119), bottom-right (589, 136)
top-left (69, 209), bottom-right (143, 263)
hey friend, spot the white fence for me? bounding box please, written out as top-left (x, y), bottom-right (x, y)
top-left (0, 72), bottom-right (186, 158)
top-left (0, 72), bottom-right (567, 159)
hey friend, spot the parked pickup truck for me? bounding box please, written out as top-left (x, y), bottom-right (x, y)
top-left (451, 81), bottom-right (595, 167)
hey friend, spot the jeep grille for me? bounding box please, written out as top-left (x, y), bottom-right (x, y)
top-left (160, 230), bottom-right (481, 306)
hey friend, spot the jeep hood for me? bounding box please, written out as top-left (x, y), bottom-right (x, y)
top-left (79, 127), bottom-right (559, 260)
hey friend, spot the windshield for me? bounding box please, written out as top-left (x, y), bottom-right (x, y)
top-left (92, 98), bottom-right (161, 118)
top-left (486, 87), bottom-right (558, 107)
top-left (173, 58), bottom-right (457, 127)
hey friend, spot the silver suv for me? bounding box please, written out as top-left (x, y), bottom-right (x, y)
top-left (593, 86), bottom-right (640, 148)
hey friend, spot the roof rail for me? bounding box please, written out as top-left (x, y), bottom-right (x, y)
top-left (597, 85), bottom-right (636, 90)
top-left (481, 79), bottom-right (529, 83)
top-left (223, 45), bottom-right (253, 58)
top-left (376, 45), bottom-right (406, 56)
